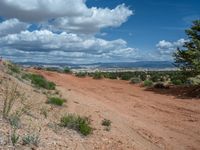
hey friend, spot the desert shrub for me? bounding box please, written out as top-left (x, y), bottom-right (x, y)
top-left (150, 74), bottom-right (160, 82)
top-left (75, 72), bottom-right (87, 78)
top-left (93, 72), bottom-right (103, 79)
top-left (22, 134), bottom-right (40, 146)
top-left (130, 77), bottom-right (141, 84)
top-left (120, 72), bottom-right (133, 80)
top-left (63, 67), bottom-right (71, 73)
top-left (101, 119), bottom-right (111, 127)
top-left (23, 73), bottom-right (56, 90)
top-left (60, 114), bottom-right (92, 136)
top-left (170, 71), bottom-right (186, 84)
top-left (40, 107), bottom-right (48, 118)
top-left (11, 129), bottom-right (20, 146)
top-left (2, 82), bottom-right (20, 118)
top-left (187, 75), bottom-right (200, 86)
top-left (7, 62), bottom-right (21, 74)
top-left (21, 73), bottom-right (30, 80)
top-left (171, 79), bottom-right (183, 85)
top-left (106, 73), bottom-right (118, 79)
top-left (9, 115), bottom-right (21, 129)
top-left (140, 74), bottom-right (147, 81)
top-left (45, 67), bottom-right (62, 73)
top-left (47, 97), bottom-right (65, 106)
top-left (143, 80), bottom-right (153, 87)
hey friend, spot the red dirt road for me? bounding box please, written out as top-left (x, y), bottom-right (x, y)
top-left (31, 70), bottom-right (200, 150)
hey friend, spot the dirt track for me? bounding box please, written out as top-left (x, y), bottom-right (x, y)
top-left (32, 70), bottom-right (200, 150)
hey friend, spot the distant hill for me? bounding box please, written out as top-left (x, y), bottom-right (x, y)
top-left (18, 61), bottom-right (175, 69)
top-left (89, 61), bottom-right (174, 69)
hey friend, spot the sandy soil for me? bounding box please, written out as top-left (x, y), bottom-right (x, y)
top-left (29, 69), bottom-right (200, 150)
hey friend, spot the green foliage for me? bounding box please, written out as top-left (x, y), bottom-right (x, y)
top-left (7, 62), bottom-right (21, 73)
top-left (120, 72), bottom-right (133, 80)
top-left (150, 74), bottom-right (160, 82)
top-left (63, 67), bottom-right (71, 73)
top-left (101, 119), bottom-right (111, 127)
top-left (47, 97), bottom-right (65, 106)
top-left (139, 74), bottom-right (147, 81)
top-left (75, 72), bottom-right (87, 78)
top-left (130, 77), bottom-right (141, 84)
top-left (45, 67), bottom-right (63, 73)
top-left (105, 73), bottom-right (118, 79)
top-left (143, 80), bottom-right (153, 87)
top-left (93, 71), bottom-right (103, 79)
top-left (174, 20), bottom-right (200, 77)
top-left (187, 75), bottom-right (200, 86)
top-left (60, 114), bottom-right (92, 136)
top-left (22, 134), bottom-right (40, 146)
top-left (171, 79), bottom-right (183, 85)
top-left (23, 73), bottom-right (56, 90)
top-left (9, 115), bottom-right (21, 129)
top-left (11, 129), bottom-right (19, 146)
top-left (75, 70), bottom-right (186, 86)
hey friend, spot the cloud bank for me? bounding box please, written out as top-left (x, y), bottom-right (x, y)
top-left (0, 0), bottom-right (138, 63)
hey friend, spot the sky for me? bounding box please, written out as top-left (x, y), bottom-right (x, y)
top-left (0, 0), bottom-right (199, 64)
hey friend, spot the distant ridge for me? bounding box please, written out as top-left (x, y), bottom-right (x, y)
top-left (17, 61), bottom-right (174, 69)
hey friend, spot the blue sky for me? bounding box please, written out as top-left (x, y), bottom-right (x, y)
top-left (87, 0), bottom-right (200, 52)
top-left (0, 0), bottom-right (199, 64)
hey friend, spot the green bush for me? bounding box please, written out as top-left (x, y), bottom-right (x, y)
top-left (101, 119), bottom-right (111, 127)
top-left (143, 80), bottom-right (153, 87)
top-left (7, 63), bottom-right (21, 73)
top-left (93, 72), bottom-right (103, 79)
top-left (150, 74), bottom-right (160, 82)
top-left (187, 75), bottom-right (200, 86)
top-left (140, 74), bottom-right (147, 81)
top-left (47, 97), bottom-right (65, 106)
top-left (130, 77), bottom-right (141, 84)
top-left (171, 79), bottom-right (182, 85)
top-left (11, 129), bottom-right (19, 146)
top-left (106, 73), bottom-right (118, 79)
top-left (9, 115), bottom-right (21, 129)
top-left (22, 134), bottom-right (40, 146)
top-left (45, 67), bottom-right (62, 73)
top-left (63, 67), bottom-right (71, 73)
top-left (22, 73), bottom-right (56, 90)
top-left (75, 72), bottom-right (87, 78)
top-left (120, 73), bottom-right (132, 80)
top-left (60, 114), bottom-right (92, 136)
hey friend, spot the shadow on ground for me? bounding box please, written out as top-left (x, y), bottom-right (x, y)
top-left (144, 85), bottom-right (200, 100)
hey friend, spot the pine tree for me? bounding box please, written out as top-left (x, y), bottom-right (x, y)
top-left (174, 20), bottom-right (200, 77)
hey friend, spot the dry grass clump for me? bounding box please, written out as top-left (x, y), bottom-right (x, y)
top-left (1, 81), bottom-right (21, 119)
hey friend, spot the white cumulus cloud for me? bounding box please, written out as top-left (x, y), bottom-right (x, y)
top-left (44, 4), bottom-right (133, 34)
top-left (0, 18), bottom-right (29, 36)
top-left (0, 0), bottom-right (89, 22)
top-left (156, 38), bottom-right (188, 55)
